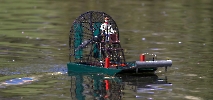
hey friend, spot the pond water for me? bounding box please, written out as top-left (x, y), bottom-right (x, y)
top-left (0, 0), bottom-right (213, 100)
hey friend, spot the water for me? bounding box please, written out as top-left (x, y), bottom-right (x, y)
top-left (0, 0), bottom-right (213, 100)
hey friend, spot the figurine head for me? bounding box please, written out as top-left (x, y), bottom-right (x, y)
top-left (104, 17), bottom-right (109, 23)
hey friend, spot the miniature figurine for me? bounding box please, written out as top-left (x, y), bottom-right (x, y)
top-left (100, 17), bottom-right (116, 42)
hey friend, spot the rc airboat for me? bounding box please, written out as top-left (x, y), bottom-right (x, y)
top-left (67, 11), bottom-right (172, 75)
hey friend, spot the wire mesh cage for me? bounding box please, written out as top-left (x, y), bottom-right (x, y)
top-left (69, 11), bottom-right (125, 66)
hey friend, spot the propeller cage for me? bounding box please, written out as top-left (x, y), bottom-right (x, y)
top-left (69, 11), bottom-right (126, 66)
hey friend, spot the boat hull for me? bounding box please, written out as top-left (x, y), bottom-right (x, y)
top-left (67, 62), bottom-right (157, 75)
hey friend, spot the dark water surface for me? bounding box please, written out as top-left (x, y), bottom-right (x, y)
top-left (0, 0), bottom-right (213, 100)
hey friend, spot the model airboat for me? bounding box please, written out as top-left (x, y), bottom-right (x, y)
top-left (67, 11), bottom-right (172, 75)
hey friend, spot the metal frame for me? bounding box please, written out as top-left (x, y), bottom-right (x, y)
top-left (69, 11), bottom-right (126, 66)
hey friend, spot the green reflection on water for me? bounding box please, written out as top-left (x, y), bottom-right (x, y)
top-left (3, 87), bottom-right (44, 96)
top-left (0, 0), bottom-right (69, 68)
top-left (0, 0), bottom-right (213, 100)
top-left (0, 74), bottom-right (26, 82)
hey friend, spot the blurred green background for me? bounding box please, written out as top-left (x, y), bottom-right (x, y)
top-left (0, 0), bottom-right (212, 100)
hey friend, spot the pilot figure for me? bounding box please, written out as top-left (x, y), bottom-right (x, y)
top-left (100, 17), bottom-right (115, 42)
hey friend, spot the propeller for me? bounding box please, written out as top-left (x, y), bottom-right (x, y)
top-left (75, 35), bottom-right (101, 51)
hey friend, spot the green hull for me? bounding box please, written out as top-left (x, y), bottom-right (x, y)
top-left (67, 62), bottom-right (157, 75)
top-left (67, 62), bottom-right (122, 75)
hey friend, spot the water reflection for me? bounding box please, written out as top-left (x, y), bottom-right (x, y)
top-left (0, 0), bottom-right (213, 99)
top-left (0, 77), bottom-right (35, 88)
top-left (69, 73), bottom-right (171, 100)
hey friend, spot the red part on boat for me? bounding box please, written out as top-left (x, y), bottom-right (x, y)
top-left (120, 63), bottom-right (126, 66)
top-left (105, 80), bottom-right (109, 90)
top-left (104, 57), bottom-right (110, 68)
top-left (140, 54), bottom-right (145, 61)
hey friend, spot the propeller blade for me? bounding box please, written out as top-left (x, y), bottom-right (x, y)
top-left (75, 39), bottom-right (92, 51)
